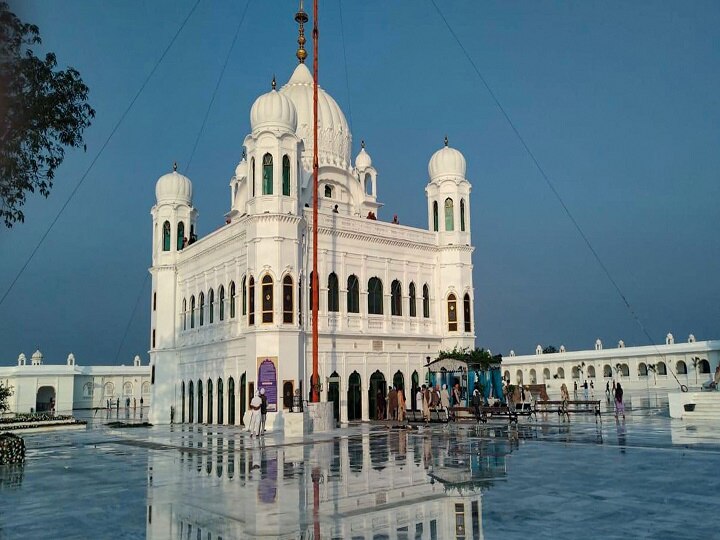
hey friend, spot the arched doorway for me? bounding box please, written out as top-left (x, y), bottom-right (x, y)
top-left (393, 370), bottom-right (404, 391)
top-left (188, 380), bottom-right (194, 422)
top-left (217, 378), bottom-right (224, 425)
top-left (197, 380), bottom-right (203, 423)
top-left (369, 370), bottom-right (386, 420)
top-left (411, 370), bottom-right (419, 411)
top-left (36, 386), bottom-right (55, 412)
top-left (347, 371), bottom-right (361, 421)
top-left (181, 381), bottom-right (185, 423)
top-left (283, 381), bottom-right (294, 410)
top-left (207, 379), bottom-right (213, 424)
top-left (328, 371), bottom-right (340, 423)
top-left (239, 372), bottom-right (246, 425)
top-left (228, 377), bottom-right (235, 425)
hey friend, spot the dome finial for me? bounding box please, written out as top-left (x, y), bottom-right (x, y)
top-left (242, 148), bottom-right (246, 159)
top-left (173, 161), bottom-right (177, 172)
top-left (294, 1), bottom-right (309, 64)
top-left (272, 75), bottom-right (276, 90)
top-left (361, 140), bottom-right (365, 149)
top-left (444, 135), bottom-right (448, 147)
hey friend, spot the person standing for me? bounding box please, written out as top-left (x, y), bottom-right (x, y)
top-left (376, 387), bottom-right (386, 420)
top-left (140, 397), bottom-right (144, 409)
top-left (614, 383), bottom-right (625, 419)
top-left (421, 385), bottom-right (431, 424)
top-left (583, 380), bottom-right (589, 401)
top-left (605, 381), bottom-right (611, 402)
top-left (573, 380), bottom-right (578, 399)
top-left (388, 386), bottom-right (398, 421)
top-left (248, 391), bottom-right (262, 437)
top-left (590, 380), bottom-right (595, 399)
top-left (452, 384), bottom-right (461, 407)
top-left (471, 388), bottom-right (482, 420)
top-left (259, 388), bottom-right (268, 434)
top-left (440, 384), bottom-right (450, 417)
top-left (397, 388), bottom-right (406, 422)
top-left (416, 386), bottom-right (424, 419)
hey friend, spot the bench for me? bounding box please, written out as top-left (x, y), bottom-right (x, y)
top-left (405, 408), bottom-right (449, 423)
top-left (535, 400), bottom-right (602, 421)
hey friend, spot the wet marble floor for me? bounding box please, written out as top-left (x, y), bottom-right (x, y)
top-left (0, 393), bottom-right (718, 540)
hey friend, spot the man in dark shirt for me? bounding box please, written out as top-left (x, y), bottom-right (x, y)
top-left (260, 388), bottom-right (268, 434)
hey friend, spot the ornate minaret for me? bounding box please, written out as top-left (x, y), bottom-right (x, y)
top-left (426, 138), bottom-right (475, 348)
top-left (149, 164), bottom-right (197, 423)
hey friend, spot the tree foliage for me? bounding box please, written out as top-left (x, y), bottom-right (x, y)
top-left (542, 345), bottom-right (558, 354)
top-left (436, 346), bottom-right (502, 370)
top-left (0, 2), bottom-right (94, 227)
top-left (0, 381), bottom-right (12, 412)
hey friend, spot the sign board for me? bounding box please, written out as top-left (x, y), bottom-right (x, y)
top-left (257, 356), bottom-right (278, 412)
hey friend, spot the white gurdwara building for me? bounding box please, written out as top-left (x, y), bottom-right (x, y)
top-left (149, 59), bottom-right (476, 428)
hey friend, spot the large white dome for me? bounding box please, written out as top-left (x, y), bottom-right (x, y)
top-left (250, 87), bottom-right (297, 134)
top-left (280, 63), bottom-right (351, 169)
top-left (155, 168), bottom-right (192, 204)
top-left (428, 141), bottom-right (466, 180)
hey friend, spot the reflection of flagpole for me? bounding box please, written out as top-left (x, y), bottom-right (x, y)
top-left (312, 466), bottom-right (321, 538)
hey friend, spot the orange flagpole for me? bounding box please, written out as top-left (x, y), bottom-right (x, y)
top-left (311, 0), bottom-right (320, 403)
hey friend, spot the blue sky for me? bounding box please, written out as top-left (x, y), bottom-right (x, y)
top-left (2, 1), bottom-right (719, 365)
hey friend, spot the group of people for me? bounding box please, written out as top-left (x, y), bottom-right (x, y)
top-left (573, 380), bottom-right (595, 399)
top-left (247, 388), bottom-right (268, 437)
top-left (560, 380), bottom-right (625, 419)
top-left (375, 386), bottom-right (407, 421)
top-left (105, 397), bottom-right (144, 411)
top-left (414, 383), bottom-right (463, 424)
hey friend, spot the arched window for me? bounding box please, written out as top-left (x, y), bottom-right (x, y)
top-left (543, 368), bottom-right (551, 380)
top-left (657, 362), bottom-right (667, 375)
top-left (557, 367), bottom-right (565, 379)
top-left (603, 364), bottom-right (612, 377)
top-left (365, 173), bottom-right (372, 195)
top-left (676, 360), bottom-right (687, 374)
top-left (261, 275), bottom-right (273, 323)
top-left (638, 363), bottom-right (648, 376)
top-left (309, 271), bottom-right (314, 311)
top-left (328, 272), bottom-right (339, 312)
top-left (699, 359), bottom-right (711, 374)
top-left (199, 292), bottom-right (205, 326)
top-left (324, 185), bottom-right (332, 198)
top-left (162, 221), bottom-right (171, 251)
top-left (219, 285), bottom-right (225, 321)
top-left (208, 288), bottom-right (214, 324)
top-left (460, 199), bottom-right (466, 232)
top-left (229, 281), bottom-right (236, 319)
top-left (444, 198), bottom-right (454, 231)
top-left (248, 276), bottom-right (255, 325)
top-left (283, 275), bottom-right (293, 323)
top-left (177, 221), bottom-right (185, 250)
top-left (251, 157), bottom-right (256, 196)
top-left (391, 280), bottom-right (402, 316)
top-left (262, 153), bottom-right (273, 195)
top-left (409, 282), bottom-right (417, 317)
top-left (182, 298), bottom-right (187, 330)
top-left (432, 201), bottom-right (438, 232)
top-left (347, 275), bottom-right (359, 313)
top-left (447, 293), bottom-right (457, 331)
top-left (282, 155), bottom-right (290, 196)
top-left (228, 377), bottom-right (235, 425)
top-left (422, 284), bottom-right (430, 318)
top-left (368, 277), bottom-right (383, 315)
top-left (463, 293), bottom-right (471, 332)
top-left (241, 276), bottom-right (246, 316)
top-left (190, 296), bottom-right (196, 328)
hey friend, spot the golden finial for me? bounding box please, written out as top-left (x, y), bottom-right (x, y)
top-left (295, 1), bottom-right (309, 64)
top-left (444, 135), bottom-right (448, 147)
top-left (173, 161), bottom-right (177, 172)
top-left (361, 140), bottom-right (365, 150)
top-left (272, 75), bottom-right (276, 90)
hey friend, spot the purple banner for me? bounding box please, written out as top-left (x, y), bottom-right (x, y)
top-left (257, 357), bottom-right (278, 412)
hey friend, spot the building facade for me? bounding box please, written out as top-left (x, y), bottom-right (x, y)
top-left (149, 60), bottom-right (476, 427)
top-left (0, 350), bottom-right (152, 414)
top-left (502, 333), bottom-right (720, 396)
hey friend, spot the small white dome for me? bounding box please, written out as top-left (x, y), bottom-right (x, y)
top-left (235, 156), bottom-right (248, 180)
top-left (250, 87), bottom-right (297, 134)
top-left (428, 139), bottom-right (466, 180)
top-left (355, 142), bottom-right (372, 170)
top-left (155, 167), bottom-right (192, 205)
